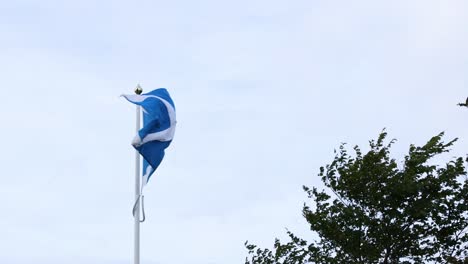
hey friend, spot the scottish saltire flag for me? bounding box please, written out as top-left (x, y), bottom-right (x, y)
top-left (122, 88), bottom-right (176, 185)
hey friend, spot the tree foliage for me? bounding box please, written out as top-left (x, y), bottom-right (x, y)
top-left (245, 132), bottom-right (468, 264)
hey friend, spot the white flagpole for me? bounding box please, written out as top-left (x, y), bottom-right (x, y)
top-left (134, 84), bottom-right (143, 264)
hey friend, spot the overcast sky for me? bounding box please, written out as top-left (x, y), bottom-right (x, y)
top-left (1, 1), bottom-right (467, 263)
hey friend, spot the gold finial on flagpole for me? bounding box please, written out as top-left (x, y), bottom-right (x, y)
top-left (135, 84), bottom-right (143, 95)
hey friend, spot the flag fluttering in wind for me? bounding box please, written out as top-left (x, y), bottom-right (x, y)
top-left (122, 88), bottom-right (176, 185)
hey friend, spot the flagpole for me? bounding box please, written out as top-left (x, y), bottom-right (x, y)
top-left (134, 84), bottom-right (143, 264)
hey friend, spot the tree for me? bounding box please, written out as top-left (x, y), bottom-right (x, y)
top-left (457, 97), bottom-right (468, 108)
top-left (245, 131), bottom-right (468, 264)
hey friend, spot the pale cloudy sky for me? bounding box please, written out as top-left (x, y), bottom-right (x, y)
top-left (1, 1), bottom-right (468, 263)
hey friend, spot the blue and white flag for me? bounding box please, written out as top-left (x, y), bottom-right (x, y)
top-left (122, 88), bottom-right (176, 185)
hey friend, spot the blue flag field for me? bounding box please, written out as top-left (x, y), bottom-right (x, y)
top-left (122, 88), bottom-right (176, 185)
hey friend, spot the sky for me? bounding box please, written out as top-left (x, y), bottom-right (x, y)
top-left (1, 0), bottom-right (467, 263)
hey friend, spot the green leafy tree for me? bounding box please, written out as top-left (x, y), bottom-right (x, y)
top-left (246, 132), bottom-right (468, 264)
